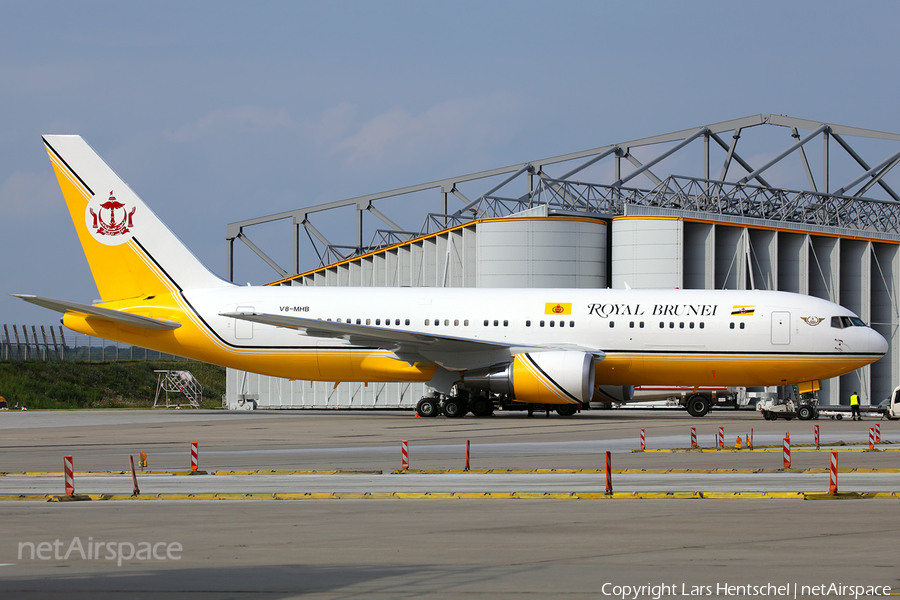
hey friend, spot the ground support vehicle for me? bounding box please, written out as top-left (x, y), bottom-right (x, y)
top-left (757, 395), bottom-right (819, 421)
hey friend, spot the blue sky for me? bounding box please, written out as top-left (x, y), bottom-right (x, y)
top-left (3, 0), bottom-right (900, 325)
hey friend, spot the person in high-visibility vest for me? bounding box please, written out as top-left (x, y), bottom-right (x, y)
top-left (850, 391), bottom-right (861, 421)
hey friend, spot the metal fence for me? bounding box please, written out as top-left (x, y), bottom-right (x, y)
top-left (1, 324), bottom-right (187, 362)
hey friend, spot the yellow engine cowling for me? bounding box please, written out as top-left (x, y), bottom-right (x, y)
top-left (463, 351), bottom-right (597, 405)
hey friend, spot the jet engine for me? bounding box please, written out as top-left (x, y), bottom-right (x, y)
top-left (462, 351), bottom-right (596, 405)
top-left (592, 384), bottom-right (635, 404)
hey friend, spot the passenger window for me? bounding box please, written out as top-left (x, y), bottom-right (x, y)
top-left (356, 319), bottom-right (361, 325)
top-left (740, 322), bottom-right (745, 329)
top-left (503, 320), bottom-right (508, 327)
top-left (559, 321), bottom-right (565, 328)
top-left (629, 321), bottom-right (634, 328)
top-left (484, 320), bottom-right (489, 327)
top-left (570, 321), bottom-right (575, 327)
top-left (669, 322), bottom-right (674, 328)
top-left (526, 320), bottom-right (531, 327)
top-left (540, 321), bottom-right (545, 327)
top-left (425, 319), bottom-right (430, 326)
top-left (375, 319), bottom-right (380, 325)
top-left (679, 322), bottom-right (684, 329)
top-left (550, 321), bottom-right (555, 327)
top-left (464, 320), bottom-right (469, 326)
top-left (659, 322), bottom-right (665, 329)
top-left (454, 320), bottom-right (459, 326)
top-left (609, 321), bottom-right (615, 328)
top-left (405, 319), bottom-right (410, 326)
top-left (493, 320), bottom-right (499, 327)
top-left (689, 322), bottom-right (694, 329)
top-left (699, 322), bottom-right (704, 329)
top-left (730, 323), bottom-right (735, 329)
top-left (366, 319), bottom-right (371, 325)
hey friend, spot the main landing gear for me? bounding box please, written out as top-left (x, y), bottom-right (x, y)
top-left (415, 393), bottom-right (492, 418)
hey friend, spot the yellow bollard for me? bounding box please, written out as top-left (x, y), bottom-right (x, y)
top-left (735, 436), bottom-right (743, 450)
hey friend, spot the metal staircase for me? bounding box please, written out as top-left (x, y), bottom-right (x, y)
top-left (153, 370), bottom-right (202, 409)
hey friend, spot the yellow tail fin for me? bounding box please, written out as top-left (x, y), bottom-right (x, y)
top-left (43, 135), bottom-right (228, 301)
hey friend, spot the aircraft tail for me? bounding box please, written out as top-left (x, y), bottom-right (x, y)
top-left (42, 135), bottom-right (230, 301)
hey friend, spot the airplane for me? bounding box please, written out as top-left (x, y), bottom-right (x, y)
top-left (15, 135), bottom-right (889, 418)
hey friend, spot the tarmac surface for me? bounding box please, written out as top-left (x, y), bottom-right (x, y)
top-left (0, 408), bottom-right (898, 599)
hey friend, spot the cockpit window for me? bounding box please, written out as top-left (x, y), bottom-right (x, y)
top-left (833, 315), bottom-right (866, 328)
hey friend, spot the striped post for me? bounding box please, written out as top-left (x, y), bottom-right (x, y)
top-left (829, 450), bottom-right (838, 494)
top-left (190, 442), bottom-right (199, 472)
top-left (464, 440), bottom-right (470, 472)
top-left (401, 440), bottom-right (409, 470)
top-left (129, 455), bottom-right (140, 497)
top-left (64, 455), bottom-right (74, 496)
top-left (868, 427), bottom-right (875, 450)
top-left (605, 451), bottom-right (612, 494)
top-left (814, 424), bottom-right (820, 450)
top-left (690, 427), bottom-right (697, 449)
top-left (640, 428), bottom-right (645, 451)
top-left (875, 423), bottom-right (881, 443)
top-left (782, 437), bottom-right (791, 469)
top-left (717, 426), bottom-right (724, 448)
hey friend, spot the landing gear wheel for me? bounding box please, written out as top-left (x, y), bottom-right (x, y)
top-left (469, 397), bottom-right (493, 417)
top-left (416, 398), bottom-right (440, 418)
top-left (798, 405), bottom-right (814, 420)
top-left (556, 405), bottom-right (578, 417)
top-left (685, 394), bottom-right (711, 417)
top-left (442, 398), bottom-right (467, 418)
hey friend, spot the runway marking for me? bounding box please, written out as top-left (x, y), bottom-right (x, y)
top-left (214, 470), bottom-right (384, 475)
top-left (395, 467), bottom-right (900, 474)
top-left (0, 491), bottom-right (898, 502)
top-left (5, 467), bottom-right (900, 478)
top-left (638, 446), bottom-right (898, 453)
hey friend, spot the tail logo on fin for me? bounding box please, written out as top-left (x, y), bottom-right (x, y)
top-left (85, 190), bottom-right (136, 245)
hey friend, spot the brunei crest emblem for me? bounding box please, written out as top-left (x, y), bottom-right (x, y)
top-left (85, 190), bottom-right (136, 246)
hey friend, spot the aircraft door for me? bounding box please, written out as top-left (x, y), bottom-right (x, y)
top-left (235, 306), bottom-right (254, 340)
top-left (771, 311), bottom-right (790, 345)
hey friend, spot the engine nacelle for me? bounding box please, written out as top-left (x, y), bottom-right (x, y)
top-left (592, 384), bottom-right (635, 404)
top-left (463, 351), bottom-right (597, 405)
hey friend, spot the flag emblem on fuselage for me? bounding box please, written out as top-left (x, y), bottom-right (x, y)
top-left (545, 303), bottom-right (572, 315)
top-left (731, 305), bottom-right (755, 316)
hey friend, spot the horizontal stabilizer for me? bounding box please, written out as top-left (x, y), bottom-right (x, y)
top-left (13, 295), bottom-right (181, 331)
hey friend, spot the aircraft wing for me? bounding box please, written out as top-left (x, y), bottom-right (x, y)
top-left (220, 311), bottom-right (605, 369)
top-left (13, 295), bottom-right (181, 331)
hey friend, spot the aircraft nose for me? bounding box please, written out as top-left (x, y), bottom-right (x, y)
top-left (869, 328), bottom-right (889, 355)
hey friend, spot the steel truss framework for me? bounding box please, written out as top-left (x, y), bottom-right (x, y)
top-left (225, 114), bottom-right (900, 283)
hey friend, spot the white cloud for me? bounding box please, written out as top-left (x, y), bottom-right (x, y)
top-left (165, 106), bottom-right (294, 142)
top-left (332, 94), bottom-right (522, 168)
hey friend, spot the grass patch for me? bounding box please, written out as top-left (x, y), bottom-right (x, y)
top-left (0, 360), bottom-right (225, 409)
